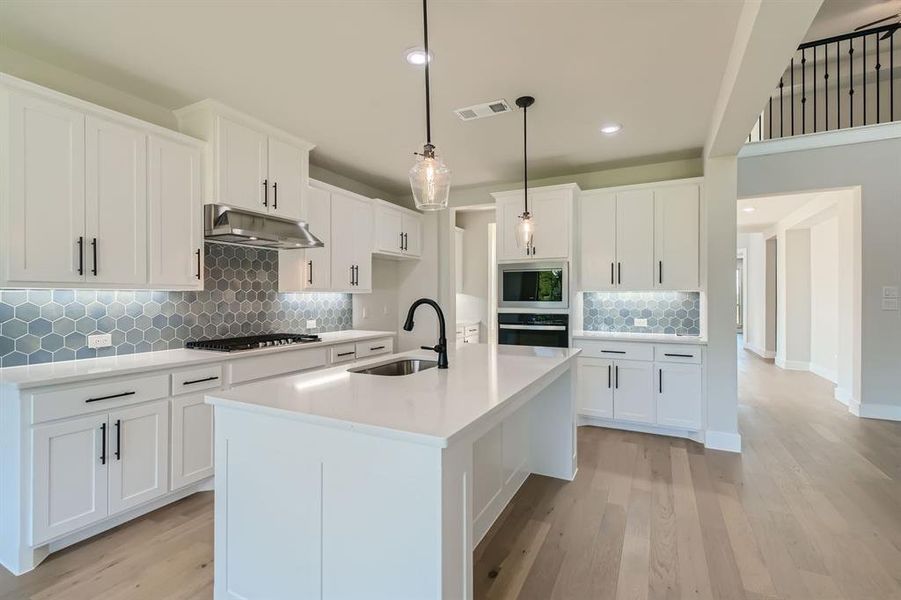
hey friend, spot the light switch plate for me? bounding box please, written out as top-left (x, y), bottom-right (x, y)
top-left (883, 286), bottom-right (899, 298)
top-left (306, 319), bottom-right (317, 329)
top-left (882, 298), bottom-right (900, 311)
top-left (634, 318), bottom-right (648, 327)
top-left (87, 333), bottom-right (112, 349)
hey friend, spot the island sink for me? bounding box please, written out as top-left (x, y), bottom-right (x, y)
top-left (349, 357), bottom-right (438, 376)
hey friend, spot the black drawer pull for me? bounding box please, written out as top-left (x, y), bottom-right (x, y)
top-left (607, 364), bottom-right (611, 389)
top-left (370, 345), bottom-right (386, 351)
top-left (601, 350), bottom-right (626, 354)
top-left (183, 376), bottom-right (219, 386)
top-left (659, 368), bottom-right (663, 394)
top-left (114, 419), bottom-right (121, 461)
top-left (86, 391), bottom-right (136, 403)
top-left (664, 353), bottom-right (694, 358)
top-left (100, 422), bottom-right (107, 465)
top-left (337, 351), bottom-right (355, 357)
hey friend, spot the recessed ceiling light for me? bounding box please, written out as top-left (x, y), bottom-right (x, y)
top-left (404, 47), bottom-right (432, 66)
top-left (742, 206), bottom-right (756, 213)
top-left (600, 123), bottom-right (622, 135)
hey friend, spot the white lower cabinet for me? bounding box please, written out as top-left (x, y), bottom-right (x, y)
top-left (656, 363), bottom-right (702, 430)
top-left (31, 414), bottom-right (109, 545)
top-left (576, 358), bottom-right (613, 419)
top-left (108, 400), bottom-right (170, 514)
top-left (171, 393), bottom-right (214, 490)
top-left (613, 361), bottom-right (655, 424)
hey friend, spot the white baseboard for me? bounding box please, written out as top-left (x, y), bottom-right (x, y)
top-left (776, 358), bottom-right (810, 371)
top-left (834, 387), bottom-right (853, 406)
top-left (577, 415), bottom-right (707, 447)
top-left (852, 402), bottom-right (901, 422)
top-left (809, 363), bottom-right (838, 383)
top-left (704, 430), bottom-right (742, 453)
top-left (744, 344), bottom-right (775, 359)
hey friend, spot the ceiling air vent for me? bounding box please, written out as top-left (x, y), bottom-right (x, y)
top-left (454, 99), bottom-right (512, 121)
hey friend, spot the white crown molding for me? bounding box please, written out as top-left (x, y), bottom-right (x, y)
top-left (739, 121), bottom-right (901, 158)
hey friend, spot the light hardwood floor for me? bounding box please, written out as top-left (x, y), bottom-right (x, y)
top-left (2, 344), bottom-right (899, 599)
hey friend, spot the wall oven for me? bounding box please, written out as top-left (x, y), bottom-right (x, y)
top-left (498, 313), bottom-right (569, 348)
top-left (498, 262), bottom-right (568, 309)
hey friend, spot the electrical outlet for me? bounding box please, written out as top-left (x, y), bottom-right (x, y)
top-left (634, 318), bottom-right (648, 327)
top-left (87, 333), bottom-right (112, 349)
top-left (882, 298), bottom-right (900, 311)
top-left (361, 307), bottom-right (369, 319)
top-left (306, 319), bottom-right (317, 329)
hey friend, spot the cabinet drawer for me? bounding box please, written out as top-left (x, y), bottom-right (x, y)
top-left (654, 345), bottom-right (702, 364)
top-left (355, 338), bottom-right (393, 359)
top-left (31, 373), bottom-right (169, 424)
top-left (330, 344), bottom-right (357, 364)
top-left (574, 340), bottom-right (654, 362)
top-left (171, 364), bottom-right (223, 396)
top-left (230, 347), bottom-right (327, 385)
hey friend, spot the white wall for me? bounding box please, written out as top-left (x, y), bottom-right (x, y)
top-left (780, 228), bottom-right (811, 368)
top-left (738, 232), bottom-right (769, 357)
top-left (353, 258), bottom-right (399, 332)
top-left (454, 210), bottom-right (494, 334)
top-left (809, 217), bottom-right (839, 382)
top-left (397, 213), bottom-right (441, 351)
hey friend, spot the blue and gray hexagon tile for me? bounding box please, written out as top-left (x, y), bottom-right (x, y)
top-left (0, 244), bottom-right (352, 367)
top-left (582, 291), bottom-right (701, 335)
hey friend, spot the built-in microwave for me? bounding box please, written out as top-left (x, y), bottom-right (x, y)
top-left (498, 262), bottom-right (568, 309)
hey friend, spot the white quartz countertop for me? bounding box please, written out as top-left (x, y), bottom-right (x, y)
top-left (206, 343), bottom-right (581, 447)
top-left (572, 330), bottom-right (707, 345)
top-left (0, 330), bottom-right (395, 390)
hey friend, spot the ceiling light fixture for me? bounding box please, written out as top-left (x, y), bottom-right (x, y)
top-left (404, 47), bottom-right (432, 66)
top-left (600, 123), bottom-right (622, 135)
top-left (408, 0), bottom-right (451, 211)
top-left (514, 95), bottom-right (536, 249)
top-left (742, 206), bottom-right (756, 213)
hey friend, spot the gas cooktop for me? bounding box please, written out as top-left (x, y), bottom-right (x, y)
top-left (185, 333), bottom-right (321, 353)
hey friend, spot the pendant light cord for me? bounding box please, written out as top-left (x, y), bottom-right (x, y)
top-left (423, 0), bottom-right (432, 145)
top-left (523, 102), bottom-right (528, 215)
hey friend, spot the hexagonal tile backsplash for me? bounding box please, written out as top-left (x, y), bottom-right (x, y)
top-left (582, 291), bottom-right (701, 335)
top-left (0, 244), bottom-right (352, 367)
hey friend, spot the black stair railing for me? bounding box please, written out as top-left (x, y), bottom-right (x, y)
top-left (748, 23), bottom-right (900, 142)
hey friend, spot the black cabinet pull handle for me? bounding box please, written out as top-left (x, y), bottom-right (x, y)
top-left (337, 351), bottom-right (355, 357)
top-left (615, 365), bottom-right (619, 389)
top-left (350, 265), bottom-right (355, 286)
top-left (659, 260), bottom-right (663, 284)
top-left (308, 260), bottom-right (313, 285)
top-left (91, 238), bottom-right (98, 276)
top-left (610, 262), bottom-right (614, 285)
top-left (601, 350), bottom-right (626, 354)
top-left (370, 345), bottom-right (386, 351)
top-left (114, 419), bottom-right (121, 461)
top-left (183, 376), bottom-right (219, 386)
top-left (659, 368), bottom-right (663, 394)
top-left (664, 353), bottom-right (694, 358)
top-left (77, 236), bottom-right (84, 276)
top-left (100, 422), bottom-right (107, 465)
top-left (617, 262), bottom-right (622, 285)
top-left (195, 249), bottom-right (202, 280)
top-left (400, 232), bottom-right (405, 251)
top-left (607, 364), bottom-right (611, 389)
top-left (272, 181), bottom-right (278, 210)
top-left (405, 232), bottom-right (409, 251)
top-left (86, 391), bottom-right (136, 403)
top-left (262, 179), bottom-right (268, 207)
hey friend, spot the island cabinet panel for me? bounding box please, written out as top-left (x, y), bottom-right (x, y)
top-left (170, 393), bottom-right (214, 490)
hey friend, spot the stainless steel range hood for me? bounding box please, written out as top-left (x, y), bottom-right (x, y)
top-left (203, 204), bottom-right (324, 249)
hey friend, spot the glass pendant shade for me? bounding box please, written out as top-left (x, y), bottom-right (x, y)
top-left (409, 145), bottom-right (451, 211)
top-left (514, 211), bottom-right (535, 248)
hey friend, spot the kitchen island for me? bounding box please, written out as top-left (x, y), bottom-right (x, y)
top-left (205, 342), bottom-right (580, 599)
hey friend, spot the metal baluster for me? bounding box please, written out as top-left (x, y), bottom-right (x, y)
top-left (824, 44), bottom-right (829, 130)
top-left (801, 49), bottom-right (807, 133)
top-left (758, 114), bottom-right (762, 140)
top-left (892, 30), bottom-right (895, 123)
top-left (768, 95), bottom-right (773, 139)
top-left (876, 34), bottom-right (882, 124)
top-left (849, 41), bottom-right (854, 127)
top-left (837, 41), bottom-right (841, 128)
top-left (863, 36), bottom-right (867, 125)
top-left (791, 57), bottom-right (795, 135)
top-left (813, 46), bottom-right (817, 132)
top-left (779, 78), bottom-right (784, 137)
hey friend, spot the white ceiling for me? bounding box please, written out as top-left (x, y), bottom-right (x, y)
top-left (737, 192), bottom-right (828, 233)
top-left (804, 0), bottom-right (901, 42)
top-left (0, 1), bottom-right (745, 196)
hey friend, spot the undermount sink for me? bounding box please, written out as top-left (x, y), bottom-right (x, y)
top-left (349, 358), bottom-right (438, 377)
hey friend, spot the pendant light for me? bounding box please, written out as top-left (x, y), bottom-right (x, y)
top-left (514, 95), bottom-right (535, 248)
top-left (409, 0), bottom-right (451, 211)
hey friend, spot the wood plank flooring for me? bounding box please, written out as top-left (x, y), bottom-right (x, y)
top-left (2, 342), bottom-right (900, 599)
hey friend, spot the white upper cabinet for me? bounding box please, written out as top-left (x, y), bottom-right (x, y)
top-left (217, 116), bottom-right (268, 213)
top-left (85, 116), bottom-right (147, 286)
top-left (373, 200), bottom-right (422, 259)
top-left (1, 75), bottom-right (204, 290)
top-left (615, 189), bottom-right (655, 290)
top-left (278, 184), bottom-right (332, 292)
top-left (330, 190), bottom-right (373, 293)
top-left (654, 184), bottom-right (699, 290)
top-left (577, 179), bottom-right (701, 292)
top-left (174, 100), bottom-right (314, 219)
top-left (148, 135), bottom-right (203, 289)
top-left (492, 183), bottom-right (578, 262)
top-left (4, 90), bottom-right (86, 284)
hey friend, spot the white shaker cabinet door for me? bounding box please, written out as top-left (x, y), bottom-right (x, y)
top-left (496, 195), bottom-right (531, 261)
top-left (654, 184), bottom-right (699, 290)
top-left (108, 400), bottom-right (170, 516)
top-left (267, 136), bottom-right (304, 220)
top-left (529, 190), bottom-right (570, 260)
top-left (31, 414), bottom-right (109, 545)
top-left (656, 362), bottom-right (703, 430)
top-left (330, 192), bottom-right (357, 292)
top-left (148, 135), bottom-right (203, 288)
top-left (303, 185), bottom-right (332, 291)
top-left (576, 358), bottom-right (614, 419)
top-left (5, 91), bottom-right (85, 284)
top-left (171, 393), bottom-right (214, 490)
top-left (612, 360), bottom-right (655, 424)
top-left (579, 192), bottom-right (617, 291)
top-left (216, 116), bottom-right (268, 213)
top-left (402, 213), bottom-right (422, 257)
top-left (615, 190), bottom-right (655, 290)
top-left (375, 204), bottom-right (404, 255)
top-left (84, 115), bottom-right (147, 286)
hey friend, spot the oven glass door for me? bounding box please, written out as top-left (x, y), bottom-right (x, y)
top-left (497, 324), bottom-right (568, 348)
